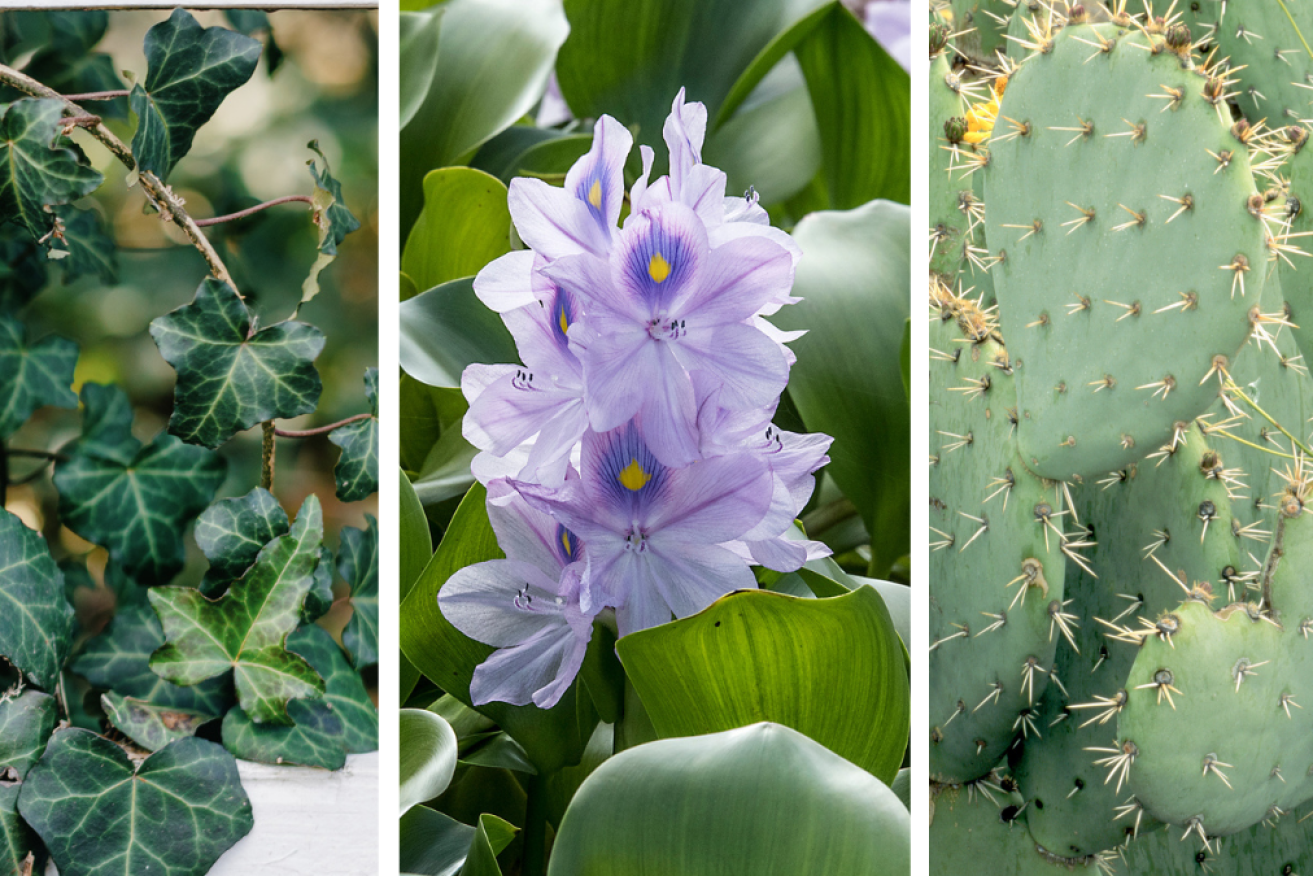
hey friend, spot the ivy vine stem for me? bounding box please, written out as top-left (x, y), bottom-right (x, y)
top-left (273, 413), bottom-right (371, 439)
top-left (194, 194), bottom-right (314, 227)
top-left (60, 89), bottom-right (131, 101)
top-left (0, 62), bottom-right (240, 293)
top-left (261, 422), bottom-right (276, 492)
top-left (7, 448), bottom-right (67, 461)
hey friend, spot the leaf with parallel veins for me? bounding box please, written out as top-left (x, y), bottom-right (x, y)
top-left (149, 495), bottom-right (326, 725)
top-left (128, 9), bottom-right (261, 180)
top-left (18, 730), bottom-right (253, 876)
top-left (330, 368), bottom-right (379, 502)
top-left (54, 384), bottom-right (226, 586)
top-left (0, 99), bottom-right (103, 240)
top-left (338, 514), bottom-right (378, 669)
top-left (150, 279), bottom-right (324, 450)
top-left (0, 510), bottom-right (73, 690)
top-left (0, 316), bottom-right (77, 439)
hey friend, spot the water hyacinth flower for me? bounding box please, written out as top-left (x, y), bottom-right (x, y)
top-left (445, 88), bottom-right (834, 708)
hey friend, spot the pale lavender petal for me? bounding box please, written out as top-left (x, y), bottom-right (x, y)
top-left (678, 235), bottom-right (794, 324)
top-left (663, 87), bottom-right (707, 196)
top-left (571, 319), bottom-right (656, 432)
top-left (472, 250), bottom-right (539, 313)
top-left (501, 291), bottom-right (584, 382)
top-left (485, 481), bottom-right (579, 576)
top-left (439, 559), bottom-right (569, 647)
top-left (472, 446), bottom-right (531, 486)
top-left (610, 551), bottom-right (675, 636)
top-left (674, 321), bottom-right (790, 411)
top-left (543, 250), bottom-right (644, 323)
top-left (754, 316), bottom-right (804, 366)
top-left (508, 177), bottom-right (612, 259)
top-left (646, 452), bottom-right (771, 543)
top-left (628, 144), bottom-right (660, 214)
top-left (613, 202), bottom-right (709, 318)
top-left (764, 429), bottom-right (833, 509)
top-left (740, 469), bottom-right (798, 542)
top-left (518, 397), bottom-right (589, 486)
top-left (646, 541), bottom-right (756, 621)
top-left (721, 190), bottom-right (769, 225)
top-left (461, 362), bottom-right (509, 406)
top-left (866, 0), bottom-right (911, 71)
top-left (638, 345), bottom-right (700, 469)
top-left (680, 164), bottom-right (728, 228)
top-left (578, 419), bottom-right (672, 524)
top-left (513, 474), bottom-right (630, 549)
top-left (745, 536), bottom-right (832, 572)
top-left (464, 368), bottom-right (582, 456)
top-left (564, 114), bottom-right (633, 233)
top-left (708, 217), bottom-right (803, 270)
top-left (469, 619), bottom-right (591, 708)
top-left (536, 72), bottom-right (573, 127)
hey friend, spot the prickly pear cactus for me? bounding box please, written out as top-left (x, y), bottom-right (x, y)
top-left (930, 50), bottom-right (979, 281)
top-left (1208, 2), bottom-right (1313, 128)
top-left (985, 21), bottom-right (1269, 481)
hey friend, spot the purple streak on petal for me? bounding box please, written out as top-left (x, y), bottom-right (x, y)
top-left (469, 616), bottom-right (592, 708)
top-left (485, 480), bottom-right (582, 578)
top-left (646, 541), bottom-right (757, 621)
top-left (464, 367), bottom-right (583, 457)
top-left (708, 217), bottom-right (803, 271)
top-left (508, 177), bottom-right (612, 259)
top-left (645, 451), bottom-right (771, 543)
top-left (564, 114), bottom-right (633, 233)
top-left (616, 203), bottom-right (707, 315)
top-left (569, 317), bottom-right (655, 432)
top-left (512, 474), bottom-right (628, 551)
top-left (679, 164), bottom-right (728, 228)
top-left (638, 346), bottom-right (700, 468)
top-left (439, 559), bottom-right (570, 647)
top-left (473, 250), bottom-right (539, 313)
top-left (582, 419), bottom-right (672, 522)
top-left (673, 321), bottom-right (790, 411)
top-left (679, 235), bottom-right (794, 325)
top-left (501, 291), bottom-right (583, 381)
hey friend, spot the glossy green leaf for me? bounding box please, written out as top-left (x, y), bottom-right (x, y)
top-left (399, 277), bottom-right (516, 388)
top-left (101, 692), bottom-right (216, 753)
top-left (401, 708), bottom-right (459, 815)
top-left (330, 368), bottom-right (380, 502)
top-left (287, 623), bottom-right (377, 753)
top-left (339, 514), bottom-right (379, 668)
top-left (400, 0), bottom-right (569, 235)
top-left (53, 204), bottom-right (117, 284)
top-left (461, 812), bottom-right (516, 876)
top-left (400, 805), bottom-right (473, 876)
top-left (150, 278), bottom-right (324, 449)
top-left (713, 2), bottom-right (834, 126)
top-left (1, 12), bottom-right (128, 119)
top-left (0, 315), bottom-right (77, 439)
top-left (617, 587), bottom-right (909, 783)
top-left (547, 723), bottom-right (910, 876)
top-left (54, 384), bottom-right (226, 586)
top-left (129, 9), bottom-right (261, 179)
top-left (302, 141), bottom-right (362, 305)
top-left (18, 731), bottom-right (253, 876)
top-left (854, 575), bottom-right (910, 650)
top-left (399, 484), bottom-right (590, 773)
top-left (403, 168), bottom-right (511, 292)
top-left (221, 10), bottom-right (281, 75)
top-left (301, 546), bottom-right (336, 623)
top-left (400, 10), bottom-right (444, 129)
top-left (0, 689), bottom-right (57, 780)
top-left (794, 3), bottom-right (909, 207)
top-left (400, 470), bottom-right (431, 703)
top-left (149, 496), bottom-right (326, 725)
top-left (555, 0), bottom-right (821, 157)
top-left (0, 510), bottom-right (73, 690)
top-left (503, 134), bottom-right (594, 183)
top-left (0, 229), bottom-right (46, 314)
top-left (770, 200), bottom-right (909, 575)
top-left (0, 785), bottom-right (34, 876)
top-left (400, 376), bottom-right (466, 474)
top-left (72, 604), bottom-right (233, 716)
top-left (194, 487), bottom-right (289, 587)
top-left (0, 98), bottom-right (103, 239)
top-left (891, 768), bottom-right (910, 810)
top-left (413, 425), bottom-right (477, 505)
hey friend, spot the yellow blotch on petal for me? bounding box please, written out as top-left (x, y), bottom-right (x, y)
top-left (558, 305), bottom-right (570, 335)
top-left (561, 529), bottom-right (572, 557)
top-left (588, 179), bottom-right (602, 210)
top-left (618, 458), bottom-right (652, 491)
top-left (648, 253), bottom-right (672, 284)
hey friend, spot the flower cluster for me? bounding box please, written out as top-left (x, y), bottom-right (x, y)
top-left (440, 91), bottom-right (833, 708)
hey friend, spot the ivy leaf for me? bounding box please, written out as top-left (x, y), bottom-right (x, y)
top-left (51, 205), bottom-right (117, 284)
top-left (221, 623), bottom-right (378, 768)
top-left (150, 278), bottom-right (324, 449)
top-left (54, 384), bottom-right (227, 586)
top-left (0, 510), bottom-right (73, 690)
top-left (330, 368), bottom-right (379, 502)
top-left (194, 487), bottom-right (289, 592)
top-left (0, 13), bottom-right (128, 118)
top-left (149, 495), bottom-right (326, 725)
top-left (222, 10), bottom-right (283, 75)
top-left (71, 604), bottom-right (233, 716)
top-left (0, 689), bottom-right (57, 780)
top-left (0, 316), bottom-right (77, 439)
top-left (338, 515), bottom-right (378, 669)
top-left (302, 546), bottom-right (335, 624)
top-left (0, 98), bottom-right (104, 240)
top-left (18, 730), bottom-right (254, 876)
top-left (0, 785), bottom-right (34, 876)
top-left (301, 141), bottom-right (362, 306)
top-left (0, 228), bottom-right (47, 314)
top-left (101, 692), bottom-right (217, 753)
top-left (129, 9), bottom-right (261, 180)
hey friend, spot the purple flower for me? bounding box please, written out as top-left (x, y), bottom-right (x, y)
top-left (513, 419), bottom-right (772, 636)
top-left (439, 482), bottom-right (593, 708)
top-left (865, 0), bottom-right (910, 72)
top-left (547, 200), bottom-right (794, 467)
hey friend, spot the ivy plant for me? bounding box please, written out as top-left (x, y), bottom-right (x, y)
top-left (0, 10), bottom-right (378, 876)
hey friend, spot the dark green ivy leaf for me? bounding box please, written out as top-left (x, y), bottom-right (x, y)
top-left (101, 692), bottom-right (217, 753)
top-left (339, 515), bottom-right (378, 669)
top-left (0, 689), bottom-right (57, 780)
top-left (18, 730), bottom-right (254, 876)
top-left (0, 315), bottom-right (77, 439)
top-left (0, 785), bottom-right (34, 876)
top-left (149, 496), bottom-right (326, 725)
top-left (72, 604), bottom-right (233, 716)
top-left (301, 141), bottom-right (362, 306)
top-left (288, 624), bottom-right (377, 754)
top-left (150, 278), bottom-right (324, 449)
top-left (222, 10), bottom-right (283, 75)
top-left (129, 9), bottom-right (261, 180)
top-left (0, 228), bottom-right (47, 314)
top-left (52, 204), bottom-right (117, 284)
top-left (194, 487), bottom-right (289, 591)
top-left (54, 384), bottom-right (227, 586)
top-left (302, 546), bottom-right (335, 624)
top-left (0, 510), bottom-right (73, 690)
top-left (330, 367), bottom-right (379, 502)
top-left (0, 99), bottom-right (103, 240)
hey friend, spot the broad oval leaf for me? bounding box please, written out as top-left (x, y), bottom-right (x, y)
top-left (403, 167), bottom-right (511, 292)
top-left (129, 9), bottom-right (261, 180)
top-left (0, 689), bottom-right (57, 780)
top-left (150, 278), bottom-right (325, 450)
top-left (329, 368), bottom-right (380, 502)
top-left (0, 98), bottom-right (103, 240)
top-left (617, 586), bottom-right (908, 783)
top-left (0, 316), bottom-right (78, 439)
top-left (0, 509), bottom-right (73, 690)
top-left (18, 730), bottom-right (254, 876)
top-left (399, 805), bottom-right (474, 876)
top-left (339, 514), bottom-right (380, 668)
top-left (400, 708), bottom-right (459, 816)
top-left (400, 470), bottom-right (431, 704)
top-left (399, 277), bottom-right (516, 388)
top-left (770, 200), bottom-right (910, 575)
top-left (400, 9), bottom-right (444, 129)
top-left (149, 496), bottom-right (326, 725)
top-left (547, 723), bottom-right (910, 876)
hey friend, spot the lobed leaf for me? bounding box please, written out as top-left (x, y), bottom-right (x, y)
top-left (329, 368), bottom-right (379, 502)
top-left (194, 487), bottom-right (289, 587)
top-left (0, 510), bottom-right (73, 690)
top-left (0, 99), bottom-right (103, 240)
top-left (0, 315), bottom-right (77, 439)
top-left (301, 141), bottom-right (362, 305)
top-left (338, 514), bottom-right (379, 668)
top-left (101, 692), bottom-right (217, 753)
top-left (0, 689), bottom-right (57, 781)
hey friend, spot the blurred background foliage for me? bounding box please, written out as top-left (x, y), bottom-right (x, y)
top-left (1, 8), bottom-right (378, 668)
